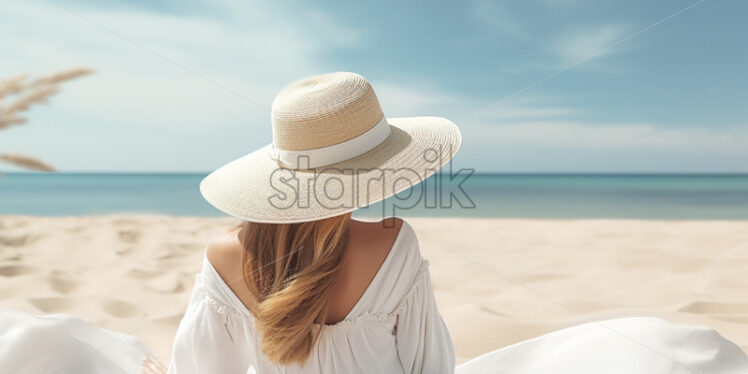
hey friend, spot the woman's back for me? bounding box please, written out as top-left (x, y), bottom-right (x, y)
top-left (168, 219), bottom-right (455, 373)
top-left (206, 218), bottom-right (405, 325)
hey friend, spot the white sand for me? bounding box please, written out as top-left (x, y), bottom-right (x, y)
top-left (0, 215), bottom-right (746, 364)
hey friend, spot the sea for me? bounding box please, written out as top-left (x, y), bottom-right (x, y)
top-left (1, 173), bottom-right (747, 219)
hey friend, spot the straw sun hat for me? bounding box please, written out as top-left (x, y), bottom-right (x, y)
top-left (200, 72), bottom-right (462, 223)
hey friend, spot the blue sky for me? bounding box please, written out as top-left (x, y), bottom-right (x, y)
top-left (1, 0), bottom-right (746, 172)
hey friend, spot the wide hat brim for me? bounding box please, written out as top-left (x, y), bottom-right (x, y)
top-left (200, 116), bottom-right (461, 223)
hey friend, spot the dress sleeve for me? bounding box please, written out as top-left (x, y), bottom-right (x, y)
top-left (395, 265), bottom-right (456, 374)
top-left (168, 289), bottom-right (250, 374)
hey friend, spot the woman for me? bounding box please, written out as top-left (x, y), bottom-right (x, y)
top-left (167, 71), bottom-right (460, 373)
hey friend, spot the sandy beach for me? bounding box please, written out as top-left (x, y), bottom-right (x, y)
top-left (0, 215), bottom-right (746, 364)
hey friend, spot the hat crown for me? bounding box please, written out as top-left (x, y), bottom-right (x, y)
top-left (271, 72), bottom-right (384, 151)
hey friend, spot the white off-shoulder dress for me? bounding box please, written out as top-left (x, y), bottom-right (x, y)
top-left (168, 221), bottom-right (456, 374)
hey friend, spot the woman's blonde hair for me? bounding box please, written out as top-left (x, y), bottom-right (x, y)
top-left (238, 213), bottom-right (351, 365)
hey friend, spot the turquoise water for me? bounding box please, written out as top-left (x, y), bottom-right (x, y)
top-left (1, 173), bottom-right (747, 219)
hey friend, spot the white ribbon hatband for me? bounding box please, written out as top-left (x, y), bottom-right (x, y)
top-left (270, 116), bottom-right (391, 169)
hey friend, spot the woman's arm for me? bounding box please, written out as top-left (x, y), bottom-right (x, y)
top-left (142, 358), bottom-right (167, 374)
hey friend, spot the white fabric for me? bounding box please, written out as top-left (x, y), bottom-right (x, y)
top-left (0, 309), bottom-right (151, 374)
top-left (269, 115), bottom-right (391, 169)
top-left (456, 317), bottom-right (748, 374)
top-left (168, 220), bottom-right (456, 374)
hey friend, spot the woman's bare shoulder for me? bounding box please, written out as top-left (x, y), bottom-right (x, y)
top-left (204, 226), bottom-right (259, 311)
top-left (205, 226), bottom-right (243, 267)
top-left (205, 226), bottom-right (246, 289)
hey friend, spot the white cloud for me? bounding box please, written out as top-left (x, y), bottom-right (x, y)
top-left (469, 120), bottom-right (748, 153)
top-left (361, 81), bottom-right (748, 172)
top-left (0, 0), bottom-right (361, 171)
top-left (451, 95), bottom-right (748, 172)
top-left (466, 96), bottom-right (748, 157)
top-left (457, 118), bottom-right (748, 172)
top-left (0, 0), bottom-right (359, 119)
top-left (551, 24), bottom-right (630, 65)
top-left (497, 23), bottom-right (632, 73)
top-left (471, 95), bottom-right (577, 121)
top-left (373, 81), bottom-right (465, 119)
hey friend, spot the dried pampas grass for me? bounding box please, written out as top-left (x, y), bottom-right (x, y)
top-left (0, 68), bottom-right (91, 130)
top-left (4, 85), bottom-right (59, 116)
top-left (0, 75), bottom-right (28, 100)
top-left (0, 154), bottom-right (56, 172)
top-left (30, 68), bottom-right (93, 88)
top-left (0, 67), bottom-right (92, 172)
